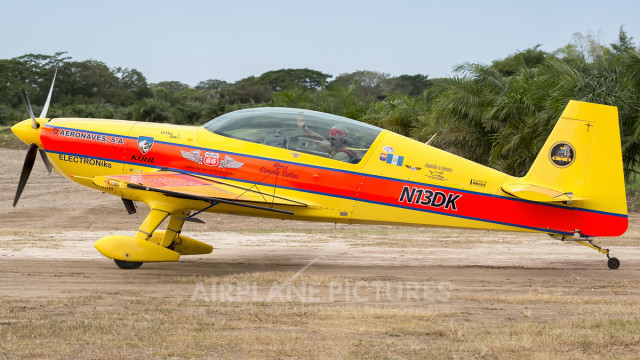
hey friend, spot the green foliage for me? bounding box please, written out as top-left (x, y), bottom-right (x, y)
top-left (130, 97), bottom-right (173, 123)
top-left (388, 74), bottom-right (433, 96)
top-left (258, 68), bottom-right (331, 91)
top-left (492, 45), bottom-right (549, 76)
top-left (195, 79), bottom-right (229, 91)
top-left (361, 95), bottom-right (427, 136)
top-left (329, 70), bottom-right (391, 100)
top-left (220, 76), bottom-right (273, 104)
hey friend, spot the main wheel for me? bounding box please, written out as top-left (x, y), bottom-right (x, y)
top-left (114, 259), bottom-right (143, 269)
top-left (607, 257), bottom-right (620, 270)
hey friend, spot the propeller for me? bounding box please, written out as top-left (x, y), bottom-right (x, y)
top-left (13, 66), bottom-right (58, 206)
top-left (40, 66), bottom-right (58, 119)
top-left (14, 144), bottom-right (38, 207)
top-left (20, 88), bottom-right (38, 129)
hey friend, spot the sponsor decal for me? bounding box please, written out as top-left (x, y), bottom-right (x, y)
top-left (130, 154), bottom-right (155, 163)
top-left (426, 170), bottom-right (446, 181)
top-left (58, 154), bottom-right (112, 168)
top-left (405, 164), bottom-right (422, 172)
top-left (181, 150), bottom-right (202, 164)
top-left (203, 152), bottom-right (220, 167)
top-left (219, 155), bottom-right (244, 169)
top-left (379, 153), bottom-right (388, 161)
top-left (109, 136), bottom-right (124, 144)
top-left (181, 150), bottom-right (244, 169)
top-left (54, 128), bottom-right (124, 144)
top-left (383, 146), bottom-right (394, 154)
top-left (399, 186), bottom-right (462, 211)
top-left (160, 130), bottom-right (181, 139)
top-left (549, 142), bottom-right (575, 168)
top-left (424, 163), bottom-right (453, 173)
top-left (259, 162), bottom-right (299, 179)
top-left (385, 154), bottom-right (404, 166)
top-left (137, 136), bottom-right (154, 154)
top-left (470, 179), bottom-right (487, 188)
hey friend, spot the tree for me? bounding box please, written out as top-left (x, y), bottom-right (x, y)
top-left (258, 68), bottom-right (331, 91)
top-left (423, 63), bottom-right (508, 167)
top-left (0, 52), bottom-right (70, 109)
top-left (113, 67), bottom-right (152, 105)
top-left (152, 81), bottom-right (190, 94)
top-left (386, 74), bottom-right (432, 96)
top-left (220, 76), bottom-right (272, 104)
top-left (328, 70), bottom-right (391, 99)
top-left (195, 79), bottom-right (229, 91)
top-left (492, 45), bottom-right (549, 77)
top-left (361, 94), bottom-right (426, 136)
top-left (610, 26), bottom-right (635, 54)
top-left (56, 59), bottom-right (121, 105)
top-left (150, 81), bottom-right (191, 106)
top-left (129, 97), bottom-right (173, 123)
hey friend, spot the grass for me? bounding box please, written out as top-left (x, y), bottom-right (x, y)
top-left (1, 295), bottom-right (639, 359)
top-left (2, 258), bottom-right (638, 358)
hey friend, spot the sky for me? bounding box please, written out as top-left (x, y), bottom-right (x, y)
top-left (2, 0), bottom-right (639, 86)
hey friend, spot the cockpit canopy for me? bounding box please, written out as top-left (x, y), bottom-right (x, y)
top-left (203, 107), bottom-right (382, 163)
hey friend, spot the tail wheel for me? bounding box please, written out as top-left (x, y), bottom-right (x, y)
top-left (114, 259), bottom-right (143, 269)
top-left (607, 257), bottom-right (620, 270)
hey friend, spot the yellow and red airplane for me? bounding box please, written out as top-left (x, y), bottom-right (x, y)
top-left (11, 72), bottom-right (627, 269)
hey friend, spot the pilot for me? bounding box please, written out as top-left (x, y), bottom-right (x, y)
top-left (297, 112), bottom-right (357, 163)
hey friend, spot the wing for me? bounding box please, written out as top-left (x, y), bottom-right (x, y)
top-left (93, 170), bottom-right (307, 215)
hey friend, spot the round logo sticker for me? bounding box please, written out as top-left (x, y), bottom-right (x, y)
top-left (549, 142), bottom-right (575, 168)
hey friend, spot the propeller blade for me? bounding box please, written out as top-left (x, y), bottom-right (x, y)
top-left (20, 89), bottom-right (38, 129)
top-left (14, 143), bottom-right (38, 207)
top-left (40, 65), bottom-right (59, 118)
top-left (39, 149), bottom-right (53, 174)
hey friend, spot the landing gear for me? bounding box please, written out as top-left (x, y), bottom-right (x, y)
top-left (114, 259), bottom-right (143, 270)
top-left (551, 234), bottom-right (621, 269)
top-left (575, 239), bottom-right (620, 270)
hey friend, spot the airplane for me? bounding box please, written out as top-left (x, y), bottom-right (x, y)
top-left (11, 70), bottom-right (628, 270)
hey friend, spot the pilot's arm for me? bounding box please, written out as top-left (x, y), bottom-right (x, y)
top-left (297, 112), bottom-right (331, 152)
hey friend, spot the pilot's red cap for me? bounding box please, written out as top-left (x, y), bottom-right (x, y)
top-left (329, 127), bottom-right (347, 139)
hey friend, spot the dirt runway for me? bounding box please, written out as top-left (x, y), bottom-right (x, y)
top-left (2, 145), bottom-right (639, 314)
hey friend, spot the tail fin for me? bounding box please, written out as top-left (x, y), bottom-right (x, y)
top-left (504, 100), bottom-right (627, 237)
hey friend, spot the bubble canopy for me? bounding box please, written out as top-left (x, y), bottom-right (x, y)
top-left (203, 107), bottom-right (383, 162)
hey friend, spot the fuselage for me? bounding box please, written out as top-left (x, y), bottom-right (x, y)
top-left (24, 113), bottom-right (625, 238)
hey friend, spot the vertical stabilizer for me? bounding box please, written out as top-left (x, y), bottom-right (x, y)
top-left (520, 100), bottom-right (627, 236)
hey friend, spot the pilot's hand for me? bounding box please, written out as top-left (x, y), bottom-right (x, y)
top-left (297, 112), bottom-right (306, 130)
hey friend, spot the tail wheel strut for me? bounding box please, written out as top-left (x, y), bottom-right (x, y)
top-left (575, 239), bottom-right (620, 270)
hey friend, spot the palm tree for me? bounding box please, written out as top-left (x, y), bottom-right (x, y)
top-left (421, 63), bottom-right (507, 166)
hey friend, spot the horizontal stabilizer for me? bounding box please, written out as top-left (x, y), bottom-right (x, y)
top-left (502, 183), bottom-right (581, 202)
